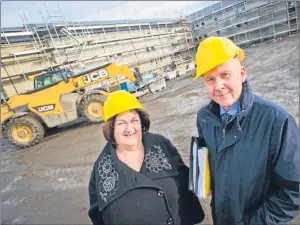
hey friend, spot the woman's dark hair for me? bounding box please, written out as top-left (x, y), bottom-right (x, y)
top-left (102, 109), bottom-right (150, 143)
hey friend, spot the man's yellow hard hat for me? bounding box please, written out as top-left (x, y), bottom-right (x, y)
top-left (193, 36), bottom-right (245, 80)
top-left (103, 90), bottom-right (143, 121)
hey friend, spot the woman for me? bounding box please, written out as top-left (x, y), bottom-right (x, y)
top-left (88, 90), bottom-right (204, 225)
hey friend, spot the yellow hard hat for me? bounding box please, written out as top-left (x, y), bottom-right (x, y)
top-left (103, 90), bottom-right (143, 121)
top-left (193, 36), bottom-right (245, 80)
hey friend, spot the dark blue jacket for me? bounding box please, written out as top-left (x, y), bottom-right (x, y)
top-left (197, 81), bottom-right (299, 225)
top-left (88, 132), bottom-right (204, 225)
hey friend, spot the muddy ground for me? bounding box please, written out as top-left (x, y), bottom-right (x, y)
top-left (1, 34), bottom-right (299, 224)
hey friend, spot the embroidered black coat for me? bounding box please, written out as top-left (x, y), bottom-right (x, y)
top-left (88, 132), bottom-right (204, 225)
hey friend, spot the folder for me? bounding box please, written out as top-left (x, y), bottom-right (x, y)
top-left (189, 136), bottom-right (211, 199)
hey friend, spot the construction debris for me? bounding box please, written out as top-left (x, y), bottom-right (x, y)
top-left (147, 76), bottom-right (167, 93)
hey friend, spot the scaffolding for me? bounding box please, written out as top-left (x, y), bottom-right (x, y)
top-left (1, 7), bottom-right (193, 96)
top-left (188, 0), bottom-right (299, 47)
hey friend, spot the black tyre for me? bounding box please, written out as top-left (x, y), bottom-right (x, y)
top-left (80, 94), bottom-right (106, 123)
top-left (4, 116), bottom-right (45, 148)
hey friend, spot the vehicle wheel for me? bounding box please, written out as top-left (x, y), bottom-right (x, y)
top-left (5, 116), bottom-right (45, 148)
top-left (80, 94), bottom-right (106, 123)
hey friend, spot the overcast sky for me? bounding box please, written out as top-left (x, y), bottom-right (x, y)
top-left (1, 1), bottom-right (218, 27)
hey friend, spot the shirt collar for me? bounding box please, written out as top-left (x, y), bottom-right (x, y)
top-left (220, 98), bottom-right (241, 116)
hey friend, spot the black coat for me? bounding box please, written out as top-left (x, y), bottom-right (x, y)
top-left (197, 81), bottom-right (299, 225)
top-left (88, 132), bottom-right (204, 225)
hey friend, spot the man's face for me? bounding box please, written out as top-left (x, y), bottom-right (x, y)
top-left (203, 58), bottom-right (247, 111)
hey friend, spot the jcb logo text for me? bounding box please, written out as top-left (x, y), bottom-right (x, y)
top-left (34, 104), bottom-right (55, 112)
top-left (84, 70), bottom-right (108, 84)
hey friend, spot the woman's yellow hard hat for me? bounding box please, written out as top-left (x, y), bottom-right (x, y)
top-left (193, 36), bottom-right (245, 80)
top-left (103, 90), bottom-right (143, 121)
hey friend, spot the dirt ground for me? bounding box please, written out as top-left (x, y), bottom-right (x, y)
top-left (1, 34), bottom-right (299, 224)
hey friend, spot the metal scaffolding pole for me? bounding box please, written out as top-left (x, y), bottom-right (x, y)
top-left (127, 19), bottom-right (139, 67)
top-left (148, 22), bottom-right (162, 72)
top-left (164, 21), bottom-right (171, 63)
top-left (100, 22), bottom-right (110, 63)
top-left (21, 13), bottom-right (48, 68)
top-left (1, 28), bottom-right (28, 81)
top-left (1, 60), bottom-right (19, 94)
top-left (271, 1), bottom-right (276, 39)
top-left (137, 23), bottom-right (151, 71)
top-left (96, 12), bottom-right (105, 44)
top-left (81, 12), bottom-right (91, 39)
top-left (297, 1), bottom-right (300, 31)
top-left (39, 9), bottom-right (55, 47)
top-left (155, 22), bottom-right (163, 71)
top-left (232, 5), bottom-right (238, 44)
top-left (82, 11), bottom-right (94, 37)
top-left (146, 25), bottom-right (154, 73)
top-left (286, 2), bottom-right (292, 35)
top-left (56, 4), bottom-right (74, 70)
top-left (33, 25), bottom-right (54, 70)
top-left (158, 21), bottom-right (166, 63)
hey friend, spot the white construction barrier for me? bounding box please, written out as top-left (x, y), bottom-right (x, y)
top-left (186, 62), bottom-right (195, 72)
top-left (147, 77), bottom-right (166, 93)
top-left (177, 65), bottom-right (187, 76)
top-left (164, 70), bottom-right (177, 80)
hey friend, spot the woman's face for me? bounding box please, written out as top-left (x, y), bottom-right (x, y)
top-left (114, 110), bottom-right (142, 147)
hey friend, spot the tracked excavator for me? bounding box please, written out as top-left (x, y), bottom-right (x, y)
top-left (1, 62), bottom-right (145, 148)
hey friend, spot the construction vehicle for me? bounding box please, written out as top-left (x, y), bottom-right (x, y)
top-left (1, 62), bottom-right (144, 148)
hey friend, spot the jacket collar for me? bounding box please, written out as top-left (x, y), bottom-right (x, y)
top-left (238, 80), bottom-right (254, 119)
top-left (205, 80), bottom-right (254, 129)
top-left (95, 132), bottom-right (179, 211)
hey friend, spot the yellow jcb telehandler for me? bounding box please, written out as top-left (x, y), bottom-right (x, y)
top-left (1, 62), bottom-right (144, 148)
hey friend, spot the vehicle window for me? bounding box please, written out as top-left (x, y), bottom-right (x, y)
top-left (1, 88), bottom-right (9, 104)
top-left (34, 72), bottom-right (64, 89)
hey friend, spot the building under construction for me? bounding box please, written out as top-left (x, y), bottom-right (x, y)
top-left (187, 0), bottom-right (299, 47)
top-left (1, 13), bottom-right (193, 97)
top-left (2, 0), bottom-right (298, 98)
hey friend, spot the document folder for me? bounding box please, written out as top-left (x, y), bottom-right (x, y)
top-left (189, 136), bottom-right (211, 199)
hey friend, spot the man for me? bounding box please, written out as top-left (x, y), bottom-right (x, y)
top-left (194, 36), bottom-right (299, 224)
